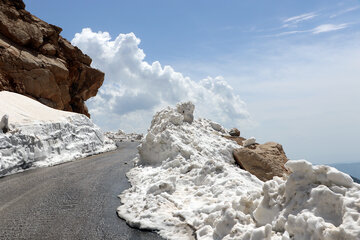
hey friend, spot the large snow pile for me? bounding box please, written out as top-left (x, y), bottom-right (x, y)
top-left (0, 91), bottom-right (116, 177)
top-left (118, 102), bottom-right (360, 240)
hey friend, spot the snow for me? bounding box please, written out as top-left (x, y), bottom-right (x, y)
top-left (0, 91), bottom-right (75, 124)
top-left (0, 91), bottom-right (116, 177)
top-left (176, 102), bottom-right (195, 124)
top-left (104, 129), bottom-right (143, 143)
top-left (254, 160), bottom-right (360, 240)
top-left (118, 102), bottom-right (360, 240)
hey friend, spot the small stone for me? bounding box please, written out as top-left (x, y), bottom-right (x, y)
top-left (210, 122), bottom-right (222, 132)
top-left (229, 128), bottom-right (240, 136)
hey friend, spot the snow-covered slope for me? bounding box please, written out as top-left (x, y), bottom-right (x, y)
top-left (118, 102), bottom-right (360, 240)
top-left (0, 91), bottom-right (116, 177)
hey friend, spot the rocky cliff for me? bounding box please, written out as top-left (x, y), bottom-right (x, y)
top-left (0, 0), bottom-right (104, 117)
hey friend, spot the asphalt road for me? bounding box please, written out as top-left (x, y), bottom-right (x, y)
top-left (0, 142), bottom-right (164, 240)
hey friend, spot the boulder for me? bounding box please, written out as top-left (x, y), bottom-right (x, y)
top-left (229, 128), bottom-right (240, 136)
top-left (233, 142), bottom-right (290, 181)
top-left (0, 0), bottom-right (104, 117)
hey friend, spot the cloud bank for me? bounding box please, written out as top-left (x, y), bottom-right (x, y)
top-left (71, 28), bottom-right (249, 132)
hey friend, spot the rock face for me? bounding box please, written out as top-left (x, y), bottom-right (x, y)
top-left (233, 142), bottom-right (290, 181)
top-left (0, 0), bottom-right (104, 117)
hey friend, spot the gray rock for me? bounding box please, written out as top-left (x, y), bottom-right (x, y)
top-left (0, 114), bottom-right (9, 133)
top-left (210, 122), bottom-right (222, 131)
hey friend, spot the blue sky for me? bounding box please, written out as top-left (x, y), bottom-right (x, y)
top-left (25, 0), bottom-right (360, 62)
top-left (24, 0), bottom-right (360, 165)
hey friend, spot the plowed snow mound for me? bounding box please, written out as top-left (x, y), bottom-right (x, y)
top-left (118, 102), bottom-right (360, 240)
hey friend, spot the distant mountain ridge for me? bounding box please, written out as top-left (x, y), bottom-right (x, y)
top-left (330, 162), bottom-right (360, 180)
top-left (353, 176), bottom-right (360, 184)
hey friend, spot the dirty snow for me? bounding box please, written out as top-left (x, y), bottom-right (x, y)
top-left (0, 91), bottom-right (116, 177)
top-left (118, 102), bottom-right (360, 240)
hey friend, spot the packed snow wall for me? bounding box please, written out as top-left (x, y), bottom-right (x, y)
top-left (0, 91), bottom-right (115, 177)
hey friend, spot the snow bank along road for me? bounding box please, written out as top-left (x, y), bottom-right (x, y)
top-left (0, 91), bottom-right (116, 177)
top-left (0, 142), bottom-right (164, 240)
top-left (118, 102), bottom-right (360, 240)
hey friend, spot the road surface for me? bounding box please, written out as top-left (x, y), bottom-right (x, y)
top-left (0, 142), bottom-right (164, 240)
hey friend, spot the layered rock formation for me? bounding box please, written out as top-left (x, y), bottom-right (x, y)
top-left (0, 0), bottom-right (104, 117)
top-left (233, 142), bottom-right (290, 181)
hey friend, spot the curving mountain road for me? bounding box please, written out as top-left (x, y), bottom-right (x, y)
top-left (0, 142), bottom-right (164, 240)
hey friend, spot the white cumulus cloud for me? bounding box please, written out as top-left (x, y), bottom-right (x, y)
top-left (71, 28), bottom-right (249, 132)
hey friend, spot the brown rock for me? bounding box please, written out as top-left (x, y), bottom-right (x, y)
top-left (223, 135), bottom-right (246, 146)
top-left (0, 0), bottom-right (104, 117)
top-left (233, 142), bottom-right (290, 181)
top-left (229, 128), bottom-right (240, 136)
